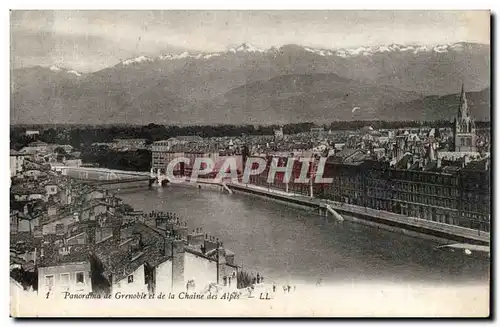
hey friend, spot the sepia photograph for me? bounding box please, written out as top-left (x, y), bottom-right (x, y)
top-left (9, 9), bottom-right (491, 317)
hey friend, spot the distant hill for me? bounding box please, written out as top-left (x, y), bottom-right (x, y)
top-left (202, 73), bottom-right (421, 124)
top-left (384, 88), bottom-right (491, 122)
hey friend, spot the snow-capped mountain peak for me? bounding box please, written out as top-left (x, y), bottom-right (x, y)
top-left (116, 41), bottom-right (477, 67)
top-left (67, 70), bottom-right (82, 77)
top-left (304, 47), bottom-right (334, 56)
top-left (121, 56), bottom-right (153, 65)
top-left (49, 65), bottom-right (62, 72)
top-left (302, 42), bottom-right (469, 57)
top-left (433, 44), bottom-right (449, 53)
top-left (228, 42), bottom-right (265, 53)
top-left (47, 65), bottom-right (82, 77)
top-left (159, 51), bottom-right (208, 61)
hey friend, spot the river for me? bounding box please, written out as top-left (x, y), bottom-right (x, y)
top-left (114, 184), bottom-right (489, 286)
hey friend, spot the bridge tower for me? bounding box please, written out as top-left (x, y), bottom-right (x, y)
top-left (151, 168), bottom-right (169, 187)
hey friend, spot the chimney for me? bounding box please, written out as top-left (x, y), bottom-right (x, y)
top-left (155, 216), bottom-right (162, 228)
top-left (187, 228), bottom-right (204, 248)
top-left (428, 143), bottom-right (436, 162)
top-left (158, 239), bottom-right (166, 256)
top-left (204, 236), bottom-right (218, 253)
top-left (33, 226), bottom-right (43, 239)
top-left (173, 221), bottom-right (188, 240)
top-left (216, 242), bottom-right (226, 285)
top-left (112, 220), bottom-right (121, 244)
top-left (128, 233), bottom-right (144, 260)
top-left (87, 222), bottom-right (96, 246)
top-left (165, 219), bottom-right (175, 231)
top-left (170, 236), bottom-right (185, 292)
top-left (464, 154), bottom-right (470, 167)
top-left (396, 139), bottom-right (404, 163)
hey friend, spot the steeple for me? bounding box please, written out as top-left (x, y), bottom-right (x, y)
top-left (453, 82), bottom-right (477, 152)
top-left (458, 83), bottom-right (469, 118)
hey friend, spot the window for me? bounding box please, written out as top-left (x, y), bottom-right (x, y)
top-left (60, 273), bottom-right (70, 287)
top-left (76, 272), bottom-right (84, 284)
top-left (128, 275), bottom-right (134, 284)
top-left (45, 275), bottom-right (54, 289)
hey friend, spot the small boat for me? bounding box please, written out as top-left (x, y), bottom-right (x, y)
top-left (435, 243), bottom-right (490, 259)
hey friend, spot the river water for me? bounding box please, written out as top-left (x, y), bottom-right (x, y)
top-left (114, 184), bottom-right (489, 286)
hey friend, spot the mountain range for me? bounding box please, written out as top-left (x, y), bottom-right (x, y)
top-left (11, 42), bottom-right (490, 125)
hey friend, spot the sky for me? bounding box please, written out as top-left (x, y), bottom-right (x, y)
top-left (10, 10), bottom-right (490, 72)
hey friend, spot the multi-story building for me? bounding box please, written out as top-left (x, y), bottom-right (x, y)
top-left (383, 164), bottom-right (461, 225)
top-left (151, 140), bottom-right (182, 176)
top-left (248, 149), bottom-right (491, 232)
top-left (151, 141), bottom-right (220, 182)
top-left (319, 149), bottom-right (367, 205)
top-left (274, 127), bottom-right (284, 140)
top-left (38, 245), bottom-right (94, 297)
top-left (10, 150), bottom-right (28, 177)
top-left (457, 159), bottom-right (491, 232)
top-left (247, 155), bottom-right (313, 196)
top-left (112, 138), bottom-right (148, 151)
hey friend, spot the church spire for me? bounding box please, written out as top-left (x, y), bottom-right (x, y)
top-left (458, 83), bottom-right (469, 118)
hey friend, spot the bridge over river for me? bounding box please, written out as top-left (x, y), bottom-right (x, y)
top-left (51, 165), bottom-right (157, 186)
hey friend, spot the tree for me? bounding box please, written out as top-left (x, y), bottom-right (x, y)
top-left (54, 147), bottom-right (67, 155)
top-left (237, 270), bottom-right (253, 289)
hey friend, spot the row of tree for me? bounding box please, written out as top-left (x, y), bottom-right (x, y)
top-left (80, 146), bottom-right (152, 172)
top-left (10, 121), bottom-right (491, 151)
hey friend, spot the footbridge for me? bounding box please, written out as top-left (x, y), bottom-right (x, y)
top-left (51, 165), bottom-right (165, 186)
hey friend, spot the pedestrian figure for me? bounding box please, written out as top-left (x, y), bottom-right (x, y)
top-left (294, 285), bottom-right (296, 291)
top-left (287, 285), bottom-right (291, 292)
top-left (273, 284), bottom-right (276, 292)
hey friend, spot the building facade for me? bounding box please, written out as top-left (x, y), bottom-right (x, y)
top-left (248, 153), bottom-right (491, 233)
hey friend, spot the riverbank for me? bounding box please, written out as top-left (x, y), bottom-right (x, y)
top-left (223, 182), bottom-right (490, 247)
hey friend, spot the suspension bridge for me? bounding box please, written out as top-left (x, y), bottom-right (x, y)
top-left (51, 165), bottom-right (159, 186)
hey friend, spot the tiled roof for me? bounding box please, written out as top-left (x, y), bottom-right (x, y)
top-left (464, 158), bottom-right (490, 171)
top-left (174, 136), bottom-right (204, 142)
top-left (11, 184), bottom-right (46, 195)
top-left (442, 166), bottom-right (461, 173)
top-left (94, 222), bottom-right (170, 283)
top-left (394, 154), bottom-right (412, 170)
top-left (39, 244), bottom-right (91, 267)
